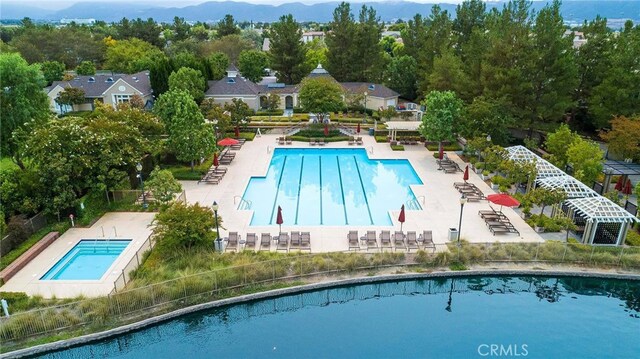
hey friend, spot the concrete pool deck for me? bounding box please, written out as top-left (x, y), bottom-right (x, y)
top-left (0, 212), bottom-right (155, 298)
top-left (181, 133), bottom-right (543, 252)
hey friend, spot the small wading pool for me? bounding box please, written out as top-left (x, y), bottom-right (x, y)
top-left (40, 240), bottom-right (131, 280)
top-left (32, 276), bottom-right (640, 358)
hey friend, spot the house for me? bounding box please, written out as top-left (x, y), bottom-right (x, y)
top-left (46, 71), bottom-right (152, 114)
top-left (302, 31), bottom-right (325, 43)
top-left (205, 64), bottom-right (399, 113)
top-left (564, 30), bottom-right (588, 49)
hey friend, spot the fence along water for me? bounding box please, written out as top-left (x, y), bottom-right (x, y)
top-left (1, 241), bottom-right (639, 343)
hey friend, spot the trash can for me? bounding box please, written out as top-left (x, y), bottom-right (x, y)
top-left (448, 228), bottom-right (459, 242)
top-left (368, 128), bottom-right (375, 136)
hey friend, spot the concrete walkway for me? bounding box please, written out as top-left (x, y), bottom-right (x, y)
top-left (181, 133), bottom-right (543, 252)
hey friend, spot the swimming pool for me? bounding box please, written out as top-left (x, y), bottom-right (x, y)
top-left (40, 240), bottom-right (131, 280)
top-left (241, 148), bottom-right (423, 226)
top-left (33, 276), bottom-right (640, 358)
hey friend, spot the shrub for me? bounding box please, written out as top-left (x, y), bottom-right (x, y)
top-left (425, 143), bottom-right (461, 151)
top-left (375, 135), bottom-right (389, 143)
top-left (255, 110), bottom-right (284, 116)
top-left (225, 131), bottom-right (256, 141)
top-left (391, 145), bottom-right (405, 151)
top-left (475, 162), bottom-right (485, 170)
top-left (152, 203), bottom-right (217, 255)
top-left (626, 229), bottom-right (640, 246)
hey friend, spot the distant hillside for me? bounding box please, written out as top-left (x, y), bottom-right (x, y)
top-left (2, 1), bottom-right (639, 26)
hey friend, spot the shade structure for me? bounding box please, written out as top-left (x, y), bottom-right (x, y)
top-left (438, 146), bottom-right (444, 160)
top-left (356, 123), bottom-right (361, 134)
top-left (622, 179), bottom-right (633, 195)
top-left (217, 137), bottom-right (239, 146)
top-left (234, 126), bottom-right (240, 138)
top-left (463, 165), bottom-right (469, 182)
top-left (213, 153), bottom-right (219, 167)
top-left (615, 179), bottom-right (623, 191)
top-left (324, 124), bottom-right (329, 136)
top-left (487, 194), bottom-right (520, 207)
top-left (276, 205), bottom-right (283, 234)
top-left (398, 205), bottom-right (405, 231)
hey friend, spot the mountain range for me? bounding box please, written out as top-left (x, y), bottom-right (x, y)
top-left (1, 1), bottom-right (639, 25)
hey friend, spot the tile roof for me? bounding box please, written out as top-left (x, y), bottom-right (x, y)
top-left (48, 71), bottom-right (152, 98)
top-left (206, 76), bottom-right (260, 96)
top-left (341, 82), bottom-right (399, 98)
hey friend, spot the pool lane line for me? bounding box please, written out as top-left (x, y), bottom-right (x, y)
top-left (353, 156), bottom-right (374, 225)
top-left (294, 156), bottom-right (305, 225)
top-left (269, 156), bottom-right (288, 225)
top-left (335, 155), bottom-right (349, 225)
top-left (319, 155), bottom-right (323, 225)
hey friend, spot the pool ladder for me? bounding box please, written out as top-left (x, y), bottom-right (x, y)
top-left (234, 196), bottom-right (253, 210)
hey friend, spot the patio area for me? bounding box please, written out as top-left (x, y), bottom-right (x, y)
top-left (181, 133), bottom-right (544, 252)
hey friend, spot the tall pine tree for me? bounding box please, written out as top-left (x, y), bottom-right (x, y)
top-left (268, 14), bottom-right (307, 84)
top-left (325, 2), bottom-right (356, 81)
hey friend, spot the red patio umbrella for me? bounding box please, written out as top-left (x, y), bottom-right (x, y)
top-left (615, 179), bottom-right (623, 191)
top-left (356, 123), bottom-right (361, 134)
top-left (398, 205), bottom-right (406, 231)
top-left (622, 179), bottom-right (633, 196)
top-left (324, 123), bottom-right (329, 136)
top-left (217, 137), bottom-right (239, 146)
top-left (463, 165), bottom-right (469, 182)
top-left (213, 153), bottom-right (219, 167)
top-left (276, 205), bottom-right (284, 235)
top-left (487, 193), bottom-right (520, 212)
top-left (234, 126), bottom-right (240, 138)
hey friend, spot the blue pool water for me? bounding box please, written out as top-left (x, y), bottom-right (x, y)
top-left (241, 148), bottom-right (423, 226)
top-left (34, 276), bottom-right (640, 358)
top-left (40, 240), bottom-right (131, 280)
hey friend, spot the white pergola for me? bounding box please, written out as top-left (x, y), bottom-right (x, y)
top-left (536, 175), bottom-right (599, 199)
top-left (565, 196), bottom-right (638, 245)
top-left (505, 146), bottom-right (566, 179)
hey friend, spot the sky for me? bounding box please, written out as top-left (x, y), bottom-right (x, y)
top-left (6, 0), bottom-right (475, 11)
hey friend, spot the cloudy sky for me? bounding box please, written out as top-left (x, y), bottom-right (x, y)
top-left (7, 0), bottom-right (478, 10)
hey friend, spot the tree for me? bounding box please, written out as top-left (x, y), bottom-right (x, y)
top-left (152, 203), bottom-right (216, 255)
top-left (377, 106), bottom-right (397, 130)
top-left (264, 93), bottom-right (281, 111)
top-left (567, 138), bottom-right (604, 186)
top-left (200, 99), bottom-right (232, 134)
top-left (55, 88), bottom-right (86, 113)
top-left (600, 116), bottom-right (640, 161)
top-left (114, 17), bottom-right (163, 48)
top-left (149, 56), bottom-right (173, 96)
top-left (241, 29), bottom-right (263, 48)
top-left (154, 89), bottom-right (215, 169)
top-left (298, 77), bottom-right (345, 123)
top-left (202, 35), bottom-right (254, 64)
top-left (168, 67), bottom-right (206, 103)
top-left (172, 17), bottom-right (191, 42)
top-left (352, 5), bottom-right (385, 82)
top-left (75, 60), bottom-right (96, 76)
top-left (529, 187), bottom-right (566, 215)
top-left (269, 14), bottom-right (307, 84)
top-left (384, 55), bottom-right (417, 100)
top-left (237, 50), bottom-right (268, 83)
top-left (217, 14), bottom-right (240, 38)
top-left (544, 124), bottom-right (579, 169)
top-left (145, 167), bottom-right (182, 204)
top-left (325, 2), bottom-right (356, 81)
top-left (224, 98), bottom-right (253, 129)
top-left (40, 61), bottom-right (65, 85)
top-left (418, 90), bottom-right (464, 150)
top-left (0, 53), bottom-right (50, 168)
top-left (463, 97), bottom-right (513, 146)
top-left (304, 38), bottom-right (328, 73)
top-left (104, 38), bottom-right (164, 74)
top-left (425, 50), bottom-right (469, 98)
top-left (206, 52), bottom-right (229, 80)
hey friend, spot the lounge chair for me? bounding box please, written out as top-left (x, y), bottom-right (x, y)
top-left (318, 139), bottom-right (326, 146)
top-left (286, 137), bottom-right (292, 145)
top-left (356, 137), bottom-right (363, 145)
top-left (348, 137), bottom-right (355, 145)
top-left (278, 137), bottom-right (285, 145)
top-left (260, 233), bottom-right (271, 251)
top-left (300, 232), bottom-right (311, 252)
top-left (276, 232), bottom-right (289, 252)
top-left (393, 231), bottom-right (406, 251)
top-left (361, 231), bottom-right (378, 251)
top-left (290, 231), bottom-right (301, 251)
top-left (348, 230), bottom-right (360, 251)
top-left (224, 232), bottom-right (240, 252)
top-left (380, 231), bottom-right (392, 251)
top-left (418, 230), bottom-right (435, 252)
top-left (244, 233), bottom-right (257, 251)
top-left (310, 138), bottom-right (317, 146)
top-left (406, 231), bottom-right (419, 252)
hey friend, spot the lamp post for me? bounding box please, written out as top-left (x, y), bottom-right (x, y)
top-left (457, 195), bottom-right (467, 246)
top-left (212, 201), bottom-right (221, 251)
top-left (136, 162), bottom-right (147, 209)
top-left (363, 91), bottom-right (368, 124)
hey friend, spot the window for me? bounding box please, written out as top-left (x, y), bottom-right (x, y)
top-left (113, 94), bottom-right (131, 104)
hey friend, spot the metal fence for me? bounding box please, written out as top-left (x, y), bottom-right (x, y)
top-left (0, 213), bottom-right (48, 257)
top-left (1, 241), bottom-right (639, 343)
top-left (624, 200), bottom-right (637, 217)
top-left (111, 235), bottom-right (156, 294)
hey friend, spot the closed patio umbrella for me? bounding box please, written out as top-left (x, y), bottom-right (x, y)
top-left (622, 179), bottom-right (633, 196)
top-left (276, 206), bottom-right (284, 235)
top-left (398, 205), bottom-right (406, 231)
top-left (615, 179), bottom-right (623, 191)
top-left (463, 165), bottom-right (469, 182)
top-left (324, 124), bottom-right (329, 137)
top-left (439, 146), bottom-right (444, 160)
top-left (234, 126), bottom-right (240, 138)
top-left (356, 123), bottom-right (361, 134)
top-left (213, 153), bottom-right (219, 167)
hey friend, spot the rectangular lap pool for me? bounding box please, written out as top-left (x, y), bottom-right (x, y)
top-left (241, 148), bottom-right (423, 226)
top-left (40, 240), bottom-right (131, 280)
